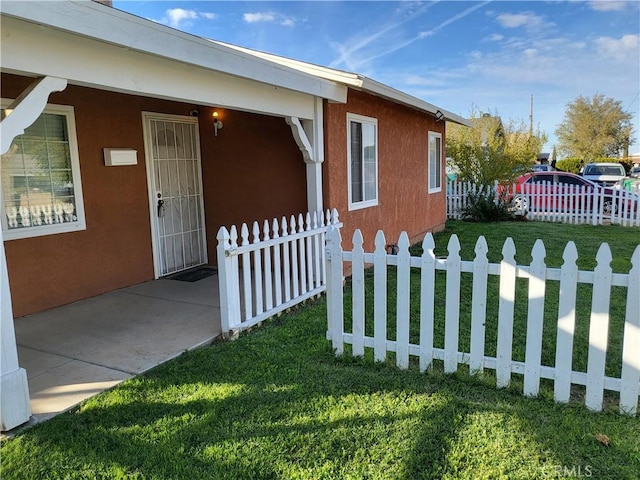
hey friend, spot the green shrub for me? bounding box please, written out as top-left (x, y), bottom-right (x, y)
top-left (557, 157), bottom-right (629, 174)
top-left (555, 157), bottom-right (583, 173)
top-left (617, 157), bottom-right (634, 174)
top-left (461, 190), bottom-right (515, 222)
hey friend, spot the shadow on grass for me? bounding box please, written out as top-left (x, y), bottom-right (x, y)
top-left (2, 299), bottom-right (639, 479)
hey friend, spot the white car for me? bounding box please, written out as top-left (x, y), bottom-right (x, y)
top-left (581, 162), bottom-right (626, 187)
top-left (530, 164), bottom-right (554, 172)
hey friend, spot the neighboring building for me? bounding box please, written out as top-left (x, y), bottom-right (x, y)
top-left (537, 153), bottom-right (550, 165)
top-left (0, 1), bottom-right (466, 430)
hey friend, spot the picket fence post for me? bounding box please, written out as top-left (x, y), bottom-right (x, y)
top-left (396, 232), bottom-right (411, 369)
top-left (444, 235), bottom-right (461, 373)
top-left (554, 242), bottom-right (579, 403)
top-left (351, 230), bottom-right (365, 358)
top-left (469, 236), bottom-right (488, 374)
top-left (496, 238), bottom-right (517, 388)
top-left (419, 233), bottom-right (436, 372)
top-left (217, 226), bottom-right (241, 338)
top-left (620, 245), bottom-right (640, 415)
top-left (585, 244), bottom-right (613, 411)
top-left (326, 225), bottom-right (344, 355)
top-left (252, 222), bottom-right (264, 317)
top-left (374, 231), bottom-right (388, 363)
top-left (523, 240), bottom-right (546, 397)
top-left (240, 224), bottom-right (252, 321)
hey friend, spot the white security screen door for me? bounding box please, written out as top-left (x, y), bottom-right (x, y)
top-left (144, 114), bottom-right (207, 276)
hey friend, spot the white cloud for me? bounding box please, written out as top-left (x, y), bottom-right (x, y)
top-left (166, 8), bottom-right (198, 28)
top-left (161, 9), bottom-right (216, 28)
top-left (488, 33), bottom-right (504, 42)
top-left (595, 34), bottom-right (640, 62)
top-left (395, 31), bottom-right (639, 150)
top-left (244, 12), bottom-right (276, 23)
top-left (589, 1), bottom-right (627, 12)
top-left (243, 12), bottom-right (295, 26)
top-left (496, 12), bottom-right (544, 29)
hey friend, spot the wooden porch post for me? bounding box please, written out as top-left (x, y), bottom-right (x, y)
top-left (0, 76), bottom-right (67, 431)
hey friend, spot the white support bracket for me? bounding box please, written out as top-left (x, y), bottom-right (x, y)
top-left (286, 98), bottom-right (325, 215)
top-left (285, 116), bottom-right (314, 164)
top-left (1, 76), bottom-right (68, 154)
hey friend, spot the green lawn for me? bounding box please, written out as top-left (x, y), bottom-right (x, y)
top-left (1, 221), bottom-right (638, 479)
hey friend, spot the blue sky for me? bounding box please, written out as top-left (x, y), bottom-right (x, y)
top-left (113, 1), bottom-right (640, 154)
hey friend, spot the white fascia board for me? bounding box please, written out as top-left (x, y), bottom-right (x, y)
top-left (212, 41), bottom-right (364, 89)
top-left (360, 78), bottom-right (471, 126)
top-left (0, 1), bottom-right (347, 104)
top-left (214, 41), bottom-right (469, 127)
top-left (1, 16), bottom-right (317, 119)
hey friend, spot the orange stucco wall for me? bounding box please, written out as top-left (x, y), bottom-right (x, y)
top-left (323, 89), bottom-right (447, 250)
top-left (200, 108), bottom-right (307, 260)
top-left (2, 74), bottom-right (306, 317)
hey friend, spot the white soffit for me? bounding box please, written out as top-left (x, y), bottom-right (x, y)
top-left (0, 0), bottom-right (347, 105)
top-left (1, 16), bottom-right (319, 119)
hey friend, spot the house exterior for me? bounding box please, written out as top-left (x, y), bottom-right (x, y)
top-left (0, 0), bottom-right (466, 430)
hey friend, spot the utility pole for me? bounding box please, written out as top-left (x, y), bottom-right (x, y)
top-left (529, 94), bottom-right (533, 136)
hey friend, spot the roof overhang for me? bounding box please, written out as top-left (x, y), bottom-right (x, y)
top-left (0, 1), bottom-right (347, 119)
top-left (215, 41), bottom-right (471, 127)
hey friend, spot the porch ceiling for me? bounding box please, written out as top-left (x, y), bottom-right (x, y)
top-left (1, 2), bottom-right (347, 119)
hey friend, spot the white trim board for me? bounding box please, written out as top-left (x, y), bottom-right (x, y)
top-left (0, 1), bottom-right (346, 105)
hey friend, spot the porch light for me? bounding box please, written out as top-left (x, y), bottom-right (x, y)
top-left (213, 111), bottom-right (223, 136)
top-left (435, 110), bottom-right (444, 122)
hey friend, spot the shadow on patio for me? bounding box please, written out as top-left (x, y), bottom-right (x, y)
top-left (13, 274), bottom-right (222, 426)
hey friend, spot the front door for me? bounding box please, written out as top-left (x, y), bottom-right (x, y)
top-left (143, 113), bottom-right (207, 277)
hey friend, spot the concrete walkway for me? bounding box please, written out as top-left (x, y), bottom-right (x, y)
top-left (12, 274), bottom-right (222, 429)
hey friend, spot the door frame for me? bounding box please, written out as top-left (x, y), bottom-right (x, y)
top-left (141, 111), bottom-right (208, 279)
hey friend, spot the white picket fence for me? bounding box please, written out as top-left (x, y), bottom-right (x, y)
top-left (325, 227), bottom-right (640, 415)
top-left (447, 180), bottom-right (640, 227)
top-left (217, 209), bottom-right (341, 336)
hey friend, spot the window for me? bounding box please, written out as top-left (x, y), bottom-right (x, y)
top-left (1, 103), bottom-right (85, 240)
top-left (347, 113), bottom-right (378, 210)
top-left (557, 174), bottom-right (586, 186)
top-left (428, 132), bottom-right (442, 193)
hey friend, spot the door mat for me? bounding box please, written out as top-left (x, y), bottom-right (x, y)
top-left (166, 266), bottom-right (217, 282)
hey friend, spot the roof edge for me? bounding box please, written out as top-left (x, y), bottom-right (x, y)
top-left (212, 42), bottom-right (470, 126)
top-left (0, 0), bottom-right (347, 103)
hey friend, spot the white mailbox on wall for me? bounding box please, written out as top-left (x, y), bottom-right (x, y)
top-left (103, 148), bottom-right (138, 166)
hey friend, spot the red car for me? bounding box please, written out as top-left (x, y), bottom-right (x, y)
top-left (508, 172), bottom-right (621, 215)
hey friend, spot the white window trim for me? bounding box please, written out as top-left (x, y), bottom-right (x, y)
top-left (1, 101), bottom-right (86, 240)
top-left (428, 131), bottom-right (442, 194)
top-left (347, 112), bottom-right (378, 211)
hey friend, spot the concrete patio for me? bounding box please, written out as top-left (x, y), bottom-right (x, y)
top-left (11, 274), bottom-right (222, 430)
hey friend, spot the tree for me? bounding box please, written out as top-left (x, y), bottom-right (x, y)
top-left (446, 109), bottom-right (546, 186)
top-left (555, 94), bottom-right (634, 161)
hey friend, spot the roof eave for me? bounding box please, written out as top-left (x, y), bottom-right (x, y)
top-left (360, 77), bottom-right (470, 126)
top-left (209, 41), bottom-right (470, 126)
top-left (0, 0), bottom-right (347, 103)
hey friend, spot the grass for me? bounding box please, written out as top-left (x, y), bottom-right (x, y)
top-left (1, 221), bottom-right (639, 479)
